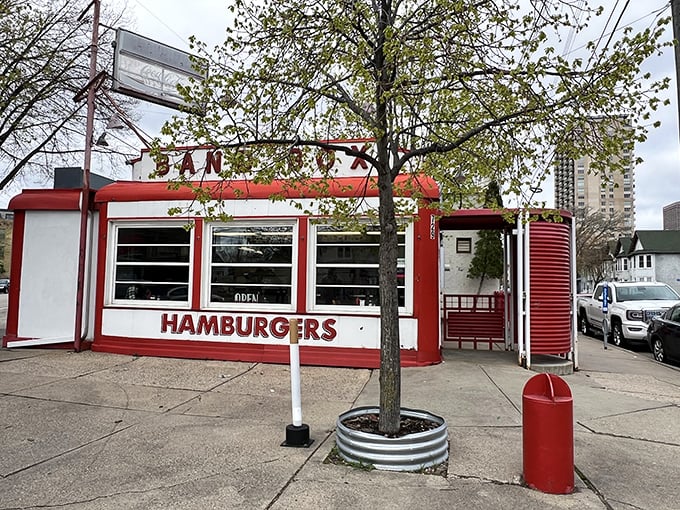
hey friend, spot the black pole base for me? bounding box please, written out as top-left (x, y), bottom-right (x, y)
top-left (281, 423), bottom-right (314, 448)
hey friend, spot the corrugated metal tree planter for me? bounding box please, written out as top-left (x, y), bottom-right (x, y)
top-left (335, 406), bottom-right (449, 472)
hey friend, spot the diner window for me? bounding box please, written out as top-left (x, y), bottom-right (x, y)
top-left (313, 222), bottom-right (409, 309)
top-left (208, 222), bottom-right (295, 308)
top-left (112, 224), bottom-right (192, 303)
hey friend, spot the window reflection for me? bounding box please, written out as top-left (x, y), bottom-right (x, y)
top-left (113, 226), bottom-right (191, 301)
top-left (210, 223), bottom-right (295, 305)
top-left (315, 223), bottom-right (406, 307)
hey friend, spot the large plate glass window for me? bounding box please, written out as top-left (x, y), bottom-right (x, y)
top-left (209, 222), bottom-right (295, 308)
top-left (112, 225), bottom-right (192, 303)
top-left (314, 222), bottom-right (408, 310)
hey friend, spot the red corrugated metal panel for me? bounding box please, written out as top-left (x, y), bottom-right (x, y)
top-left (529, 222), bottom-right (572, 354)
top-left (443, 294), bottom-right (505, 349)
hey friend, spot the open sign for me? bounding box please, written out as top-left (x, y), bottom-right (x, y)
top-left (235, 293), bottom-right (259, 303)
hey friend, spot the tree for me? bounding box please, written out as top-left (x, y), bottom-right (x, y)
top-left (575, 207), bottom-right (625, 287)
top-left (467, 181), bottom-right (504, 295)
top-left (0, 0), bottom-right (135, 190)
top-left (163, 1), bottom-right (670, 434)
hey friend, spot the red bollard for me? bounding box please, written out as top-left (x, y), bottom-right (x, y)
top-left (522, 373), bottom-right (574, 494)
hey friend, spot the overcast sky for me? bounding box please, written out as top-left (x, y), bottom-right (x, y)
top-left (12, 1), bottom-right (678, 230)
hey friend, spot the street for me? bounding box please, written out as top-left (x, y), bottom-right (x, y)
top-left (578, 327), bottom-right (664, 367)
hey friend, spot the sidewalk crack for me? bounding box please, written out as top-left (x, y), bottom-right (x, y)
top-left (575, 465), bottom-right (614, 510)
top-left (577, 421), bottom-right (680, 447)
top-left (2, 424), bottom-right (134, 480)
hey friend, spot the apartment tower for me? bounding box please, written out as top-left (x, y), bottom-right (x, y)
top-left (554, 119), bottom-right (635, 236)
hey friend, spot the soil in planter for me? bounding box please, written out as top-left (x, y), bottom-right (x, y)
top-left (341, 412), bottom-right (440, 438)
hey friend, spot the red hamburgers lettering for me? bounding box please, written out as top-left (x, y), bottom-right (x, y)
top-left (161, 313), bottom-right (338, 342)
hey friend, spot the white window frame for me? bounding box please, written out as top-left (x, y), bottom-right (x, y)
top-left (106, 221), bottom-right (193, 308)
top-left (203, 219), bottom-right (298, 312)
top-left (307, 220), bottom-right (414, 315)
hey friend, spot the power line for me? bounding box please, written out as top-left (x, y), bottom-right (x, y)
top-left (130, 0), bottom-right (191, 49)
top-left (590, 0), bottom-right (622, 57)
top-left (563, 3), bottom-right (669, 58)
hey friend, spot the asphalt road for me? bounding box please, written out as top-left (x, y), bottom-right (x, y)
top-left (578, 327), bottom-right (660, 364)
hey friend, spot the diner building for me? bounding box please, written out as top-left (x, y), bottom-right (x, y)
top-left (3, 140), bottom-right (577, 369)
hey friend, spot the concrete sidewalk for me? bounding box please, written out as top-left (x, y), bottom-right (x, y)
top-left (1, 336), bottom-right (679, 509)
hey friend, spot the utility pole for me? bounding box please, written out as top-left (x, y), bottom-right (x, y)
top-left (672, 0), bottom-right (680, 139)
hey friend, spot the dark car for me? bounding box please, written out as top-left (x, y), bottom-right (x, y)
top-left (646, 303), bottom-right (680, 364)
top-left (0, 278), bottom-right (9, 293)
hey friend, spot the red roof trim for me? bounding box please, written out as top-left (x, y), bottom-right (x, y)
top-left (8, 189), bottom-right (85, 211)
top-left (439, 208), bottom-right (573, 230)
top-left (95, 174), bottom-right (440, 203)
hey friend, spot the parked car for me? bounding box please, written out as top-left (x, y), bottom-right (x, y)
top-left (0, 278), bottom-right (9, 293)
top-left (646, 303), bottom-right (680, 364)
top-left (577, 281), bottom-right (680, 347)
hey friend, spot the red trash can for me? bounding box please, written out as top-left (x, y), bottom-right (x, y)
top-left (522, 373), bottom-right (574, 494)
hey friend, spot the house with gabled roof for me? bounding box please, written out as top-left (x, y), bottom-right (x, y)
top-left (614, 230), bottom-right (680, 294)
top-left (613, 236), bottom-right (632, 282)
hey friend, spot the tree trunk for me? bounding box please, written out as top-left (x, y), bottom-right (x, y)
top-left (476, 274), bottom-right (486, 296)
top-left (377, 152), bottom-right (401, 435)
top-left (375, 0), bottom-right (400, 436)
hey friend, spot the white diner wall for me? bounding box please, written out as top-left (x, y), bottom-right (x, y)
top-left (441, 230), bottom-right (501, 295)
top-left (17, 210), bottom-right (98, 341)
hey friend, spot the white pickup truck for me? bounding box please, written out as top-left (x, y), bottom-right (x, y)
top-left (577, 281), bottom-right (680, 347)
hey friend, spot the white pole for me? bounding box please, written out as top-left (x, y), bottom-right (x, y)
top-left (524, 212), bottom-right (531, 370)
top-left (503, 231), bottom-right (511, 350)
top-left (289, 319), bottom-right (303, 427)
top-left (516, 213), bottom-right (524, 366)
top-left (570, 216), bottom-right (579, 369)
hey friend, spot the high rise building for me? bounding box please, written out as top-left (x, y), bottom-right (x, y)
top-left (554, 118), bottom-right (635, 236)
top-left (663, 201), bottom-right (680, 230)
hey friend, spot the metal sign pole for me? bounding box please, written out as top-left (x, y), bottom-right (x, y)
top-left (602, 282), bottom-right (609, 350)
top-left (73, 0), bottom-right (100, 352)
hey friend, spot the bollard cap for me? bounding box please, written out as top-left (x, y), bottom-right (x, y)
top-left (522, 373), bottom-right (572, 403)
